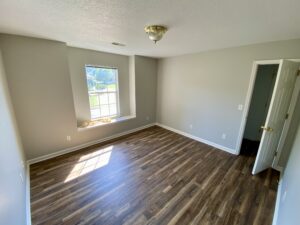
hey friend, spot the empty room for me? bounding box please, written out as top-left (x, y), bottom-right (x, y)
top-left (1, 1), bottom-right (300, 225)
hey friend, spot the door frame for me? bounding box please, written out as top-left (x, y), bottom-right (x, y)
top-left (236, 59), bottom-right (300, 170)
top-left (235, 60), bottom-right (280, 155)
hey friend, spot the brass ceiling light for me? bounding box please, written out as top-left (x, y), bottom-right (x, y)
top-left (144, 25), bottom-right (168, 43)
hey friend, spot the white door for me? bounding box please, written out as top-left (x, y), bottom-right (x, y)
top-left (252, 60), bottom-right (300, 174)
top-left (272, 76), bottom-right (300, 168)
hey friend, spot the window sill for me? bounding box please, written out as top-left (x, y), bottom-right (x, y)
top-left (77, 115), bottom-right (136, 131)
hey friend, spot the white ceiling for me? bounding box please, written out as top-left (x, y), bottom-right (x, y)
top-left (0, 0), bottom-right (300, 58)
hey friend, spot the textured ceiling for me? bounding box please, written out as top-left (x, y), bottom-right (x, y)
top-left (0, 0), bottom-right (300, 57)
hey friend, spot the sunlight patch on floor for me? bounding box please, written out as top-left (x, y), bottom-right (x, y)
top-left (64, 145), bottom-right (113, 182)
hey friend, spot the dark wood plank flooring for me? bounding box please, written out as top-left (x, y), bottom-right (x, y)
top-left (30, 126), bottom-right (279, 225)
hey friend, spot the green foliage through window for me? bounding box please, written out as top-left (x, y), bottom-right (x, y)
top-left (86, 66), bottom-right (117, 92)
top-left (85, 66), bottom-right (119, 119)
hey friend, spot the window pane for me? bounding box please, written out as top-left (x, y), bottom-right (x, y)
top-left (86, 68), bottom-right (96, 92)
top-left (100, 105), bottom-right (109, 117)
top-left (99, 93), bottom-right (108, 105)
top-left (109, 104), bottom-right (117, 115)
top-left (91, 108), bottom-right (100, 119)
top-left (108, 83), bottom-right (116, 92)
top-left (108, 93), bottom-right (116, 104)
top-left (85, 66), bottom-right (119, 119)
top-left (85, 66), bottom-right (117, 91)
top-left (89, 95), bottom-right (99, 108)
top-left (97, 84), bottom-right (107, 92)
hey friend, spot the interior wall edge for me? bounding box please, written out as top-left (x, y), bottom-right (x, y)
top-left (272, 172), bottom-right (283, 225)
top-left (0, 49), bottom-right (27, 224)
top-left (25, 163), bottom-right (31, 225)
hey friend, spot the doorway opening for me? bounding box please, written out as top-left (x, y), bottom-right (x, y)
top-left (241, 64), bottom-right (279, 156)
top-left (238, 59), bottom-right (300, 174)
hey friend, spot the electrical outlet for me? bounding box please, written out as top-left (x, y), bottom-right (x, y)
top-left (238, 104), bottom-right (243, 111)
top-left (146, 116), bottom-right (150, 121)
top-left (67, 136), bottom-right (71, 141)
top-left (19, 173), bottom-right (24, 183)
top-left (222, 133), bottom-right (226, 139)
top-left (189, 124), bottom-right (193, 129)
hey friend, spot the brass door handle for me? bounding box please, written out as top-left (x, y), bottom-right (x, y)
top-left (261, 126), bottom-right (274, 132)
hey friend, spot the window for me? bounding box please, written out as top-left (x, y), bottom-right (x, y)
top-left (85, 66), bottom-right (119, 119)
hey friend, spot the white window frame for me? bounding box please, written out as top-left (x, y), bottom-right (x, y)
top-left (85, 65), bottom-right (120, 120)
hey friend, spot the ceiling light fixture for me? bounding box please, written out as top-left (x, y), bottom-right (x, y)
top-left (144, 25), bottom-right (168, 43)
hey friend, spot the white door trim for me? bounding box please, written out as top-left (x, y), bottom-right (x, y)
top-left (272, 73), bottom-right (300, 168)
top-left (235, 60), bottom-right (280, 154)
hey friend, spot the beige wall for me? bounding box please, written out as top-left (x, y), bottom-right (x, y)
top-left (277, 122), bottom-right (300, 225)
top-left (2, 32), bottom-right (300, 225)
top-left (1, 32), bottom-right (298, 170)
top-left (0, 34), bottom-right (157, 160)
top-left (68, 47), bottom-right (131, 124)
top-left (135, 56), bottom-right (157, 122)
top-left (0, 51), bottom-right (27, 225)
top-left (157, 39), bottom-right (300, 166)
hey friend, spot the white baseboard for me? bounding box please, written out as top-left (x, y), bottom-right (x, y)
top-left (26, 163), bottom-right (31, 225)
top-left (272, 173), bottom-right (283, 225)
top-left (27, 123), bottom-right (156, 165)
top-left (156, 123), bottom-right (237, 155)
top-left (273, 165), bottom-right (283, 173)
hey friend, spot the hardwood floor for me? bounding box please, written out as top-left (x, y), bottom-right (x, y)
top-left (30, 126), bottom-right (279, 225)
